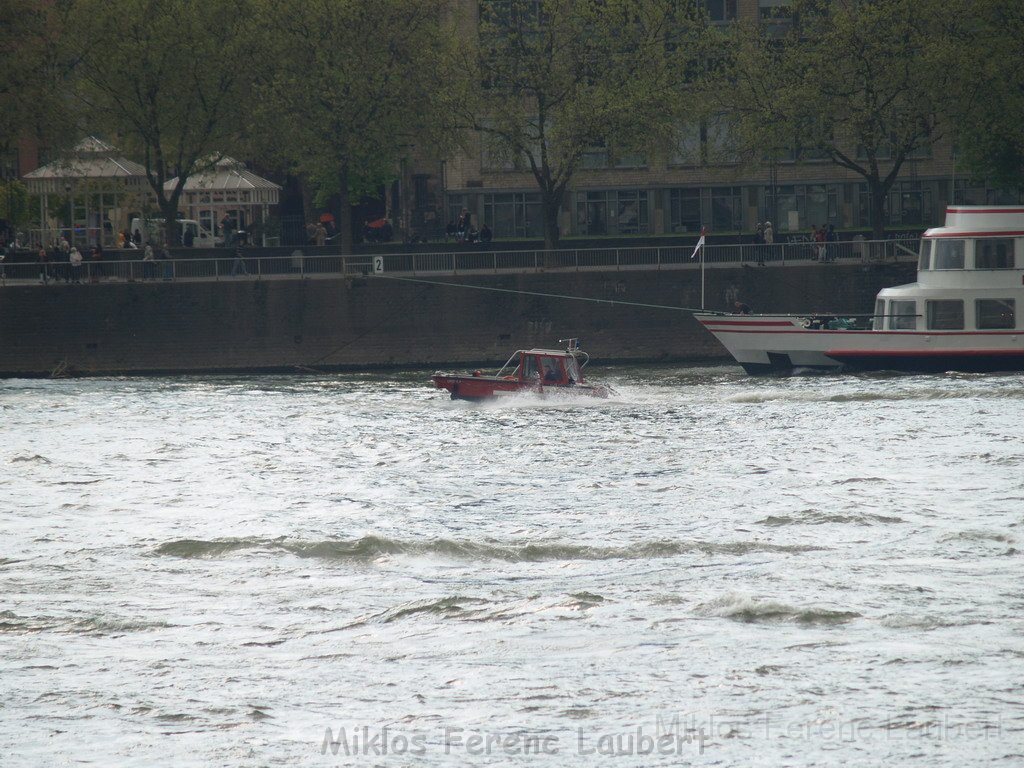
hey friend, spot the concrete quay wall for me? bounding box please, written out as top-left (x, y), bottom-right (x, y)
top-left (0, 262), bottom-right (915, 377)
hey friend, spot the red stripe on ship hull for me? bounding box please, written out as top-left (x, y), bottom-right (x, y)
top-left (828, 349), bottom-right (1024, 358)
top-left (706, 328), bottom-right (1022, 336)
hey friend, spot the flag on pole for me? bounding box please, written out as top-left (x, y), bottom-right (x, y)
top-left (690, 226), bottom-right (707, 260)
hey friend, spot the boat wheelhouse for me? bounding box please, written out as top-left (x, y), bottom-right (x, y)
top-left (695, 206), bottom-right (1024, 374)
top-left (432, 341), bottom-right (611, 400)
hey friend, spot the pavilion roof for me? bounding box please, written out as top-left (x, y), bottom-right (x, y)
top-left (165, 157), bottom-right (280, 195)
top-left (23, 137), bottom-right (149, 194)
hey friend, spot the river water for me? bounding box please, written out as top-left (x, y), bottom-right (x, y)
top-left (2, 366), bottom-right (1022, 766)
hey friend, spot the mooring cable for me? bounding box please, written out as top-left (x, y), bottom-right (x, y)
top-left (369, 273), bottom-right (727, 315)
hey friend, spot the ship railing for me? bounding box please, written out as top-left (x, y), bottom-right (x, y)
top-left (1, 238), bottom-right (918, 286)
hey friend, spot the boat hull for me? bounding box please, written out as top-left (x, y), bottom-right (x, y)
top-left (432, 373), bottom-right (610, 400)
top-left (695, 315), bottom-right (1024, 375)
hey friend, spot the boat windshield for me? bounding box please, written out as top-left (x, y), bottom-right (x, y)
top-left (539, 356), bottom-right (562, 383)
top-left (496, 352), bottom-right (522, 378)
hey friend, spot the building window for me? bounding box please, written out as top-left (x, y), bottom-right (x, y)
top-left (759, 0), bottom-right (791, 36)
top-left (704, 0), bottom-right (736, 22)
top-left (668, 189), bottom-right (702, 233)
top-left (705, 114), bottom-right (739, 165)
top-left (927, 300), bottom-right (964, 330)
top-left (482, 191), bottom-right (542, 239)
top-left (710, 187), bottom-right (743, 232)
top-left (933, 239), bottom-right (964, 270)
top-left (976, 299), bottom-right (1015, 330)
top-left (670, 124), bottom-right (701, 166)
top-left (889, 300), bottom-right (917, 330)
top-left (975, 238), bottom-right (1015, 269)
top-left (575, 190), bottom-right (649, 236)
top-left (765, 184), bottom-right (841, 231)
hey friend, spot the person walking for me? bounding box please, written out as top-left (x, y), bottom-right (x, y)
top-left (231, 232), bottom-right (249, 276)
top-left (762, 221), bottom-right (774, 265)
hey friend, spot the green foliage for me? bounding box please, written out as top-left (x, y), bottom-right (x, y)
top-left (719, 0), bottom-right (972, 236)
top-left (0, 0), bottom-right (74, 153)
top-left (62, 0), bottom-right (258, 233)
top-left (467, 0), bottom-right (708, 248)
top-left (0, 179), bottom-right (31, 227)
top-left (951, 0), bottom-right (1024, 189)
top-left (252, 0), bottom-right (464, 251)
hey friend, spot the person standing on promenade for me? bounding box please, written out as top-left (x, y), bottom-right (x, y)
top-left (159, 241), bottom-right (174, 280)
top-left (38, 247), bottom-right (51, 284)
top-left (753, 222), bottom-right (765, 265)
top-left (51, 240), bottom-right (65, 282)
top-left (69, 246), bottom-right (83, 283)
top-left (90, 244), bottom-right (106, 282)
top-left (825, 224), bottom-right (838, 262)
top-left (220, 214), bottom-right (233, 247)
top-left (763, 221), bottom-right (774, 265)
top-left (142, 242), bottom-right (156, 280)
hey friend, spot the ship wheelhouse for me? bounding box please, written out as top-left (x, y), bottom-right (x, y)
top-left (874, 212), bottom-right (1023, 333)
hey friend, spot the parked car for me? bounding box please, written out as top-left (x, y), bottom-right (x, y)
top-left (130, 217), bottom-right (221, 248)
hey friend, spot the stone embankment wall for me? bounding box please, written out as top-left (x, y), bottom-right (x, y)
top-left (0, 262), bottom-right (914, 377)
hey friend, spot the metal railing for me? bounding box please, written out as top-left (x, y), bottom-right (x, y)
top-left (1, 238), bottom-right (918, 286)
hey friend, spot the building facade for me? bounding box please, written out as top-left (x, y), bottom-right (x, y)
top-left (403, 0), bottom-right (1022, 243)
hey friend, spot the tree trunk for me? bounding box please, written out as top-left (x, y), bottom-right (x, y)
top-left (337, 164), bottom-right (352, 255)
top-left (868, 177), bottom-right (887, 240)
top-left (541, 189), bottom-right (562, 251)
top-left (159, 197), bottom-right (181, 248)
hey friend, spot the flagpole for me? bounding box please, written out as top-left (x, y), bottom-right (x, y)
top-left (699, 226), bottom-right (707, 310)
top-left (701, 246), bottom-right (705, 310)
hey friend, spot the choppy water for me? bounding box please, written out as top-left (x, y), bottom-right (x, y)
top-left (2, 367), bottom-right (1023, 766)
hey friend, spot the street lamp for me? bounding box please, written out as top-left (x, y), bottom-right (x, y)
top-left (64, 183), bottom-right (72, 244)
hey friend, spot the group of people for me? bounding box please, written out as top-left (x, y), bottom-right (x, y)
top-left (31, 236), bottom-right (178, 283)
top-left (810, 224), bottom-right (838, 262)
top-left (35, 237), bottom-right (99, 284)
top-left (446, 208), bottom-right (492, 244)
top-left (752, 220), bottom-right (774, 265)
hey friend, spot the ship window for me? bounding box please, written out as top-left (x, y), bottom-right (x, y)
top-left (890, 300), bottom-right (917, 330)
top-left (976, 299), bottom-right (1016, 329)
top-left (926, 300), bottom-right (964, 330)
top-left (933, 239), bottom-right (965, 270)
top-left (918, 239), bottom-right (932, 270)
top-left (975, 238), bottom-right (1015, 269)
top-left (873, 299), bottom-right (885, 329)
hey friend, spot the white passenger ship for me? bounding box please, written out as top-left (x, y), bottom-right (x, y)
top-left (695, 206), bottom-right (1024, 374)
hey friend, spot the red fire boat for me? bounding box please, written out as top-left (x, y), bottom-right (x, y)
top-left (432, 340), bottom-right (612, 401)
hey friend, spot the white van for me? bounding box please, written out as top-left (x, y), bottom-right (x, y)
top-left (129, 218), bottom-right (222, 248)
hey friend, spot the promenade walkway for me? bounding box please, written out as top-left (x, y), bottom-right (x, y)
top-left (1, 239), bottom-right (919, 287)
